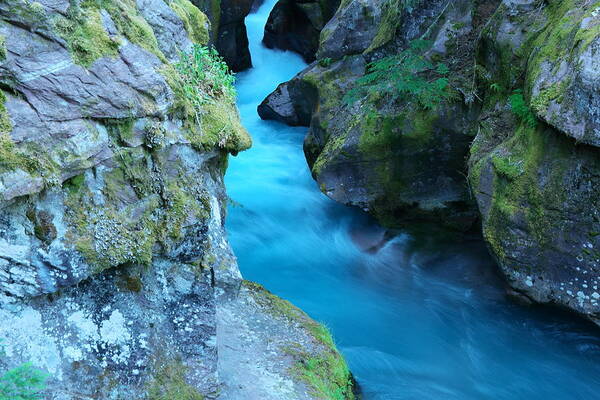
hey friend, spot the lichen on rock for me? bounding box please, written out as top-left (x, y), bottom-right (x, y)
top-left (0, 0), bottom-right (351, 398)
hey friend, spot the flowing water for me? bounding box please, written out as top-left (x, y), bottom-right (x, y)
top-left (225, 1), bottom-right (600, 398)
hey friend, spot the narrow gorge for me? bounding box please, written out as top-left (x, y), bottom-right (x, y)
top-left (1, 0), bottom-right (600, 399)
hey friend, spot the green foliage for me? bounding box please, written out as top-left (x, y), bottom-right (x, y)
top-left (168, 0), bottom-right (210, 45)
top-left (0, 35), bottom-right (6, 61)
top-left (492, 154), bottom-right (523, 180)
top-left (0, 364), bottom-right (48, 400)
top-left (318, 57), bottom-right (333, 68)
top-left (0, 342), bottom-right (48, 400)
top-left (509, 90), bottom-right (537, 128)
top-left (345, 40), bottom-right (452, 110)
top-left (174, 44), bottom-right (236, 125)
top-left (489, 83), bottom-right (503, 93)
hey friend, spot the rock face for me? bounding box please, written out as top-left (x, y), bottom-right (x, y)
top-left (468, 0), bottom-right (600, 323)
top-left (0, 0), bottom-right (354, 398)
top-left (193, 0), bottom-right (253, 71)
top-left (260, 0), bottom-right (493, 230)
top-left (260, 0), bottom-right (600, 324)
top-left (263, 0), bottom-right (340, 62)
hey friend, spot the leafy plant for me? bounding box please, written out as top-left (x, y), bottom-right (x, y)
top-left (175, 44), bottom-right (236, 124)
top-left (318, 57), bottom-right (332, 68)
top-left (0, 340), bottom-right (48, 400)
top-left (509, 89), bottom-right (537, 128)
top-left (0, 363), bottom-right (48, 400)
top-left (344, 40), bottom-right (452, 110)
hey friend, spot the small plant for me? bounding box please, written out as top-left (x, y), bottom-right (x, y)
top-left (0, 363), bottom-right (48, 400)
top-left (175, 44), bottom-right (236, 125)
top-left (0, 341), bottom-right (48, 400)
top-left (344, 39), bottom-right (452, 110)
top-left (509, 89), bottom-right (537, 128)
top-left (489, 83), bottom-right (503, 93)
top-left (318, 57), bottom-right (332, 68)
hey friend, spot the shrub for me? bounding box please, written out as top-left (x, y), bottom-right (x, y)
top-left (344, 39), bottom-right (452, 110)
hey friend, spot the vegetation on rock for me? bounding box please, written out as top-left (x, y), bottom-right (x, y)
top-left (344, 40), bottom-right (452, 111)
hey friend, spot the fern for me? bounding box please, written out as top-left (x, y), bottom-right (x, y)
top-left (344, 40), bottom-right (453, 110)
top-left (0, 364), bottom-right (48, 400)
top-left (509, 89), bottom-right (537, 128)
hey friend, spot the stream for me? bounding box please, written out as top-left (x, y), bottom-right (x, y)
top-left (225, 1), bottom-right (600, 398)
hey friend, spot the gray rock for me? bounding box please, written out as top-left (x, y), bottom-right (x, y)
top-left (263, 0), bottom-right (341, 62)
top-left (468, 0), bottom-right (600, 324)
top-left (0, 1), bottom-right (352, 398)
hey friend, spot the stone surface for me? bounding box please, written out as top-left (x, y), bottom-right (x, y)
top-left (263, 0), bottom-right (341, 62)
top-left (260, 0), bottom-right (490, 230)
top-left (193, 0), bottom-right (254, 71)
top-left (218, 281), bottom-right (356, 400)
top-left (259, 0), bottom-right (600, 324)
top-left (468, 0), bottom-right (600, 324)
top-left (0, 0), bottom-right (352, 398)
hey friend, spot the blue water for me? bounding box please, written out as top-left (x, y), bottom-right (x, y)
top-left (225, 1), bottom-right (600, 398)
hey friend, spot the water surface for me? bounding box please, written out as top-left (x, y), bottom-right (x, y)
top-left (225, 2), bottom-right (600, 398)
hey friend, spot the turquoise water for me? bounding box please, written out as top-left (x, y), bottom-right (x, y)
top-left (225, 1), bottom-right (600, 398)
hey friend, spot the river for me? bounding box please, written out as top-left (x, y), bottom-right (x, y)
top-left (224, 1), bottom-right (600, 398)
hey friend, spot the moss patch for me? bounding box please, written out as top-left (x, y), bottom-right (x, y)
top-left (168, 0), bottom-right (210, 45)
top-left (0, 91), bottom-right (12, 134)
top-left (147, 359), bottom-right (204, 400)
top-left (54, 5), bottom-right (120, 67)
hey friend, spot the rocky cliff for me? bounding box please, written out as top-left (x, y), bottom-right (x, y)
top-left (468, 0), bottom-right (600, 323)
top-left (0, 0), bottom-right (354, 398)
top-left (260, 0), bottom-right (600, 324)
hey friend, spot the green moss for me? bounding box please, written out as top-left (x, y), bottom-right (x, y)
top-left (365, 0), bottom-right (425, 52)
top-left (168, 0), bottom-right (210, 45)
top-left (530, 81), bottom-right (567, 115)
top-left (0, 91), bottom-right (12, 134)
top-left (147, 360), bottom-right (204, 400)
top-left (54, 6), bottom-right (120, 67)
top-left (290, 324), bottom-right (355, 400)
top-left (63, 140), bottom-right (213, 273)
top-left (7, 0), bottom-right (47, 26)
top-left (312, 130), bottom-right (348, 177)
top-left (198, 100), bottom-right (251, 153)
top-left (83, 0), bottom-right (166, 61)
top-left (0, 133), bottom-right (41, 174)
top-left (491, 154), bottom-right (523, 180)
top-left (525, 0), bottom-right (600, 87)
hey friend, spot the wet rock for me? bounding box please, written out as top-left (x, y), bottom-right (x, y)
top-left (261, 0), bottom-right (488, 230)
top-left (468, 0), bottom-right (600, 324)
top-left (263, 0), bottom-right (341, 62)
top-left (193, 0), bottom-right (253, 71)
top-left (257, 67), bottom-right (317, 126)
